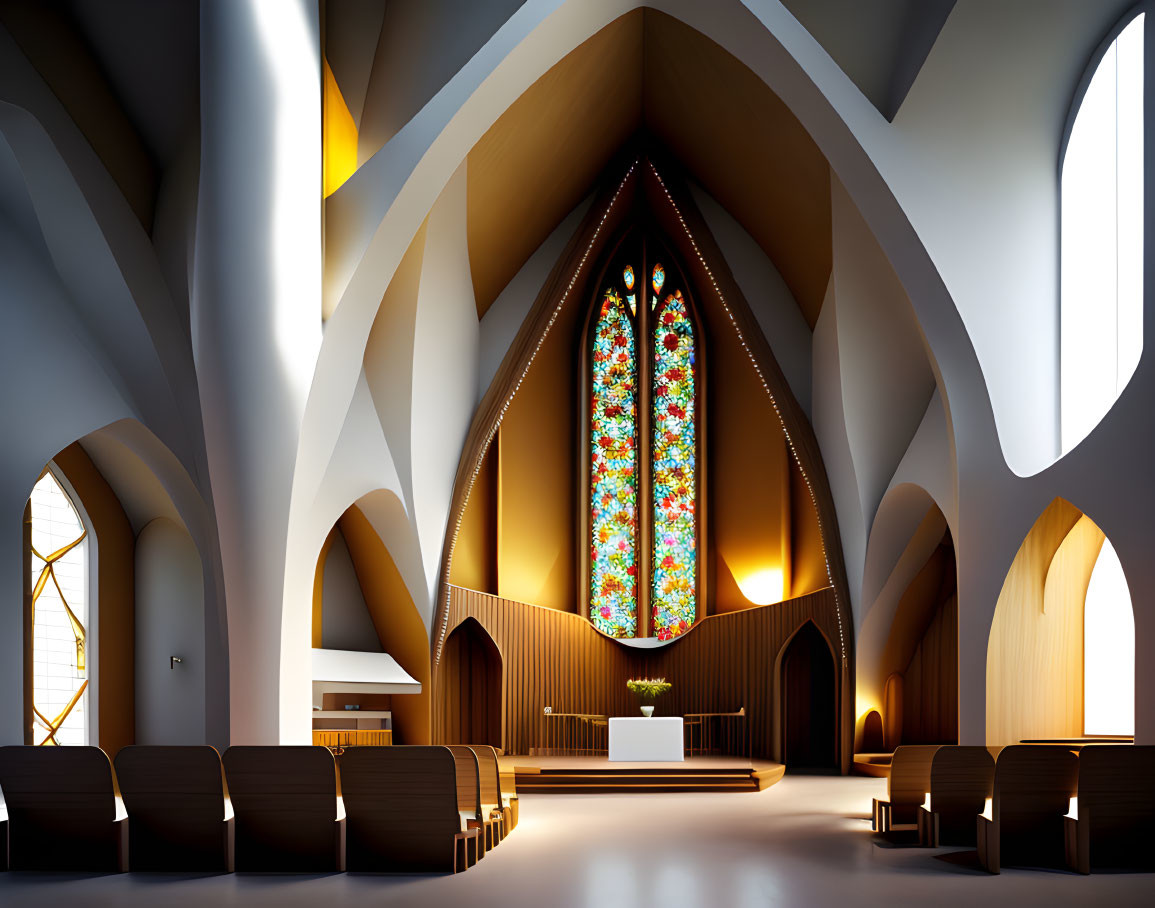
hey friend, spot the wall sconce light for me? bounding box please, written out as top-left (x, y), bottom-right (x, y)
top-left (170, 656), bottom-right (183, 670)
top-left (737, 568), bottom-right (785, 606)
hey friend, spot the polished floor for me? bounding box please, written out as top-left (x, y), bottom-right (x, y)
top-left (2, 774), bottom-right (1151, 907)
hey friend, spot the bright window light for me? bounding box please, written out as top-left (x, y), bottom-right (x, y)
top-left (29, 471), bottom-right (89, 746)
top-left (1084, 538), bottom-right (1134, 735)
top-left (1061, 14), bottom-right (1144, 455)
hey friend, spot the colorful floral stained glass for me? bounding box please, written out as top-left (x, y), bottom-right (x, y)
top-left (652, 263), bottom-right (665, 297)
top-left (590, 288), bottom-right (638, 638)
top-left (623, 264), bottom-right (635, 291)
top-left (651, 289), bottom-right (696, 640)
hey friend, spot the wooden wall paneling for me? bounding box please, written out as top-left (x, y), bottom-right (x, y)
top-left (438, 585), bottom-right (843, 761)
top-left (986, 500), bottom-right (1103, 746)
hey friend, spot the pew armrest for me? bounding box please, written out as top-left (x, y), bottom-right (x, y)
top-left (916, 805), bottom-right (938, 848)
top-left (1063, 814), bottom-right (1089, 874)
top-left (113, 816), bottom-right (129, 873)
top-left (976, 814), bottom-right (999, 874)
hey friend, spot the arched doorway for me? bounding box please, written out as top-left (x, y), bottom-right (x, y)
top-left (780, 622), bottom-right (837, 769)
top-left (443, 618), bottom-right (503, 748)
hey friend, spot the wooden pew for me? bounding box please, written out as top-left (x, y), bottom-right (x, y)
top-left (917, 746), bottom-right (994, 847)
top-left (114, 745), bottom-right (234, 871)
top-left (447, 746), bottom-right (500, 854)
top-left (0, 745), bottom-right (128, 871)
top-left (469, 745), bottom-right (516, 834)
top-left (1065, 745), bottom-right (1155, 873)
top-left (872, 745), bottom-right (940, 832)
top-left (977, 744), bottom-right (1078, 873)
top-left (498, 760), bottom-right (520, 830)
top-left (341, 745), bottom-right (479, 873)
top-left (222, 745), bottom-right (345, 872)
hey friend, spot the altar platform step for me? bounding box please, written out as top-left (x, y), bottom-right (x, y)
top-left (499, 756), bottom-right (785, 794)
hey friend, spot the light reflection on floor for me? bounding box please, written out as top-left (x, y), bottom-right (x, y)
top-left (1, 775), bottom-right (1152, 907)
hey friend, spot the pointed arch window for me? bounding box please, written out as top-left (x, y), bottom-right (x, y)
top-left (587, 240), bottom-right (702, 641)
top-left (27, 469), bottom-right (90, 745)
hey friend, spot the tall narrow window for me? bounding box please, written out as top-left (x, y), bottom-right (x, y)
top-left (651, 288), bottom-right (697, 640)
top-left (1061, 13), bottom-right (1144, 455)
top-left (588, 247), bottom-right (701, 640)
top-left (590, 287), bottom-right (639, 638)
top-left (28, 470), bottom-right (90, 745)
top-left (1084, 538), bottom-right (1134, 735)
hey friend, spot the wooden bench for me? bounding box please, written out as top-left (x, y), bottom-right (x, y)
top-left (1065, 745), bottom-right (1155, 873)
top-left (114, 745), bottom-right (234, 871)
top-left (872, 745), bottom-right (940, 832)
top-left (470, 744), bottom-right (516, 833)
top-left (447, 745), bottom-right (500, 855)
top-left (917, 746), bottom-right (994, 847)
top-left (341, 745), bottom-right (479, 873)
top-left (977, 744), bottom-right (1078, 873)
top-left (222, 745), bottom-right (345, 872)
top-left (0, 745), bottom-right (128, 871)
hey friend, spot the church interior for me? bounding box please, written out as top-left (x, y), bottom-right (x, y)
top-left (1, 0), bottom-right (1154, 904)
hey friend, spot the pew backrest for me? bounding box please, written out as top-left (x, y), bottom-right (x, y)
top-left (446, 745), bottom-right (482, 818)
top-left (222, 745), bottom-right (341, 869)
top-left (114, 745), bottom-right (231, 870)
top-left (888, 745), bottom-right (941, 806)
top-left (994, 745), bottom-right (1078, 823)
top-left (0, 745), bottom-right (120, 822)
top-left (0, 745), bottom-right (126, 871)
top-left (115, 745), bottom-right (228, 821)
top-left (1077, 744), bottom-right (1155, 830)
top-left (468, 744), bottom-right (503, 809)
top-left (929, 746), bottom-right (994, 815)
top-left (340, 745), bottom-right (462, 869)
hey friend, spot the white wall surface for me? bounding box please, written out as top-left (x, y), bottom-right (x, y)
top-left (136, 518), bottom-right (206, 744)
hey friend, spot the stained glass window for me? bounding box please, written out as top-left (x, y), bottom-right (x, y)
top-left (651, 289), bottom-right (696, 640)
top-left (589, 251), bottom-right (699, 640)
top-left (590, 288), bottom-right (639, 637)
top-left (29, 471), bottom-right (89, 745)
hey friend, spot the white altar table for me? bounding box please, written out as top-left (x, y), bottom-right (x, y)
top-left (608, 717), bottom-right (684, 762)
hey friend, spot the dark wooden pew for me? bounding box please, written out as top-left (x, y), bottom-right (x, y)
top-left (872, 744), bottom-right (940, 832)
top-left (222, 745), bottom-right (345, 872)
top-left (0, 745), bottom-right (128, 871)
top-left (918, 746), bottom-right (994, 847)
top-left (341, 745), bottom-right (479, 873)
top-left (1065, 745), bottom-right (1155, 873)
top-left (114, 745), bottom-right (233, 871)
top-left (469, 745), bottom-right (515, 834)
top-left (977, 744), bottom-right (1078, 873)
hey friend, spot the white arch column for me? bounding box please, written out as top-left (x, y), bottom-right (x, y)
top-left (194, 0), bottom-right (322, 744)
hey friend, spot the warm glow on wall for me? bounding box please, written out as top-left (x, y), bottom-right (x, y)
top-left (323, 57), bottom-right (357, 198)
top-left (736, 567), bottom-right (784, 606)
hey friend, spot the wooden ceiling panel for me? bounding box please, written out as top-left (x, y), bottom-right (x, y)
top-left (466, 11), bottom-right (644, 318)
top-left (643, 10), bottom-right (831, 328)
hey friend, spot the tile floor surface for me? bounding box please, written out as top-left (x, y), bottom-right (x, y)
top-left (1, 774), bottom-right (1151, 907)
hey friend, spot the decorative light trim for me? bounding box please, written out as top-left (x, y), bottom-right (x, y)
top-left (434, 162), bottom-right (638, 665)
top-left (434, 158), bottom-right (850, 667)
top-left (645, 161), bottom-right (848, 662)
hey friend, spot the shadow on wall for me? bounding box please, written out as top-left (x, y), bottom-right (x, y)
top-left (986, 497), bottom-right (1135, 745)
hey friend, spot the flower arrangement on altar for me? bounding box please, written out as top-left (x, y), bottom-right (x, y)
top-left (626, 678), bottom-right (672, 702)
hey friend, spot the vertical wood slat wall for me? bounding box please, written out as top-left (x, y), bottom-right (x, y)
top-left (434, 585), bottom-right (842, 760)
